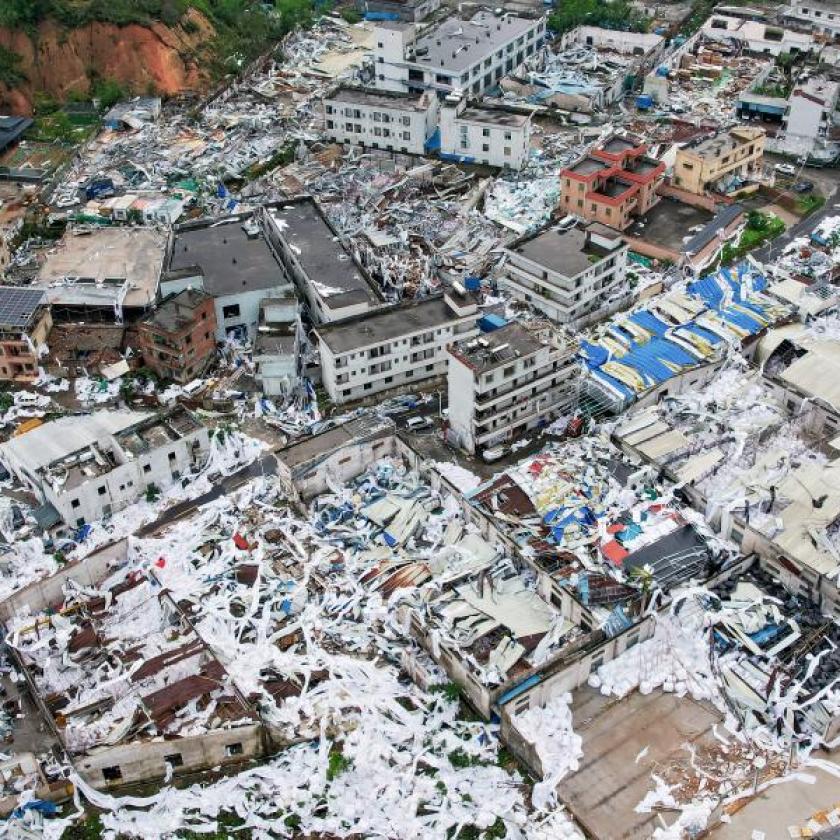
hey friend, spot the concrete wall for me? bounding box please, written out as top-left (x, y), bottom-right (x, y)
top-left (77, 722), bottom-right (264, 788)
top-left (0, 539), bottom-right (128, 625)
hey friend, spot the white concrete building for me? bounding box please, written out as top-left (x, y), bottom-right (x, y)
top-left (499, 222), bottom-right (629, 328)
top-left (263, 198), bottom-right (384, 325)
top-left (775, 77), bottom-right (840, 164)
top-left (439, 94), bottom-right (531, 169)
top-left (323, 85), bottom-right (439, 155)
top-left (372, 12), bottom-right (545, 96)
top-left (316, 291), bottom-right (479, 405)
top-left (701, 14), bottom-right (815, 56)
top-left (447, 321), bottom-right (579, 454)
top-left (162, 214), bottom-right (294, 341)
top-left (0, 408), bottom-right (210, 531)
top-left (254, 296), bottom-right (300, 398)
top-left (784, 0), bottom-right (840, 40)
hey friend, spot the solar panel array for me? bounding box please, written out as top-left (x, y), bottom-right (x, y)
top-left (0, 287), bottom-right (45, 329)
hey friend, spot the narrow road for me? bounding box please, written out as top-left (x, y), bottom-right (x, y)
top-left (753, 185), bottom-right (839, 264)
top-left (136, 453), bottom-right (278, 537)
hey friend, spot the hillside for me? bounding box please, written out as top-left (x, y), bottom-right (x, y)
top-left (0, 1), bottom-right (307, 114)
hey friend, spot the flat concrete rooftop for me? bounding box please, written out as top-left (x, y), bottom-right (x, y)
top-left (316, 296), bottom-right (462, 355)
top-left (458, 107), bottom-right (528, 128)
top-left (329, 85), bottom-right (428, 111)
top-left (513, 224), bottom-right (619, 278)
top-left (269, 200), bottom-right (380, 309)
top-left (37, 228), bottom-right (166, 309)
top-left (169, 217), bottom-right (286, 296)
top-left (413, 12), bottom-right (539, 74)
top-left (569, 156), bottom-right (610, 176)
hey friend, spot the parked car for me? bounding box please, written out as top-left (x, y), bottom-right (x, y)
top-left (482, 445), bottom-right (509, 462)
top-left (405, 416), bottom-right (433, 431)
top-left (775, 163), bottom-right (796, 177)
top-left (792, 180), bottom-right (815, 193)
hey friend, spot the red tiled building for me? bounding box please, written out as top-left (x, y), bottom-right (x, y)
top-left (137, 289), bottom-right (217, 384)
top-left (559, 135), bottom-right (666, 231)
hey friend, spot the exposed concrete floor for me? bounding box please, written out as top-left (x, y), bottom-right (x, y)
top-left (706, 754), bottom-right (840, 840)
top-left (560, 686), bottom-right (723, 840)
top-left (0, 669), bottom-right (59, 757)
top-left (627, 198), bottom-right (714, 253)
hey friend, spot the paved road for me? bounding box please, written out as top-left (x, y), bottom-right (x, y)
top-left (136, 453), bottom-right (278, 537)
top-left (753, 184), bottom-right (840, 264)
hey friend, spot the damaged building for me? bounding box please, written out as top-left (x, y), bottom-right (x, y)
top-left (0, 408), bottom-right (210, 532)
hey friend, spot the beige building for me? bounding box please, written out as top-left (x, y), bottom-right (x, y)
top-left (673, 126), bottom-right (765, 196)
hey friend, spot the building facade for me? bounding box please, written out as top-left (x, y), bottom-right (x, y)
top-left (0, 287), bottom-right (52, 383)
top-left (372, 13), bottom-right (545, 96)
top-left (254, 297), bottom-right (300, 397)
top-left (316, 291), bottom-right (479, 405)
top-left (447, 321), bottom-right (579, 454)
top-left (439, 94), bottom-right (531, 169)
top-left (673, 126), bottom-right (766, 196)
top-left (499, 222), bottom-right (629, 328)
top-left (323, 85), bottom-right (439, 155)
top-left (559, 135), bottom-right (666, 230)
top-left (137, 289), bottom-right (217, 384)
top-left (784, 0), bottom-right (840, 39)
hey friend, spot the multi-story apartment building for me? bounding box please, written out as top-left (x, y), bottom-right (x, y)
top-left (784, 0), bottom-right (840, 39)
top-left (263, 198), bottom-right (384, 325)
top-left (499, 222), bottom-right (628, 328)
top-left (673, 126), bottom-right (766, 196)
top-left (559, 135), bottom-right (665, 230)
top-left (779, 78), bottom-right (840, 163)
top-left (316, 290), bottom-right (478, 405)
top-left (162, 215), bottom-right (292, 341)
top-left (372, 13), bottom-right (545, 97)
top-left (0, 287), bottom-right (52, 384)
top-left (447, 321), bottom-right (579, 454)
top-left (0, 408), bottom-right (210, 531)
top-left (137, 289), bottom-right (217, 384)
top-left (254, 296), bottom-right (300, 398)
top-left (323, 85), bottom-right (439, 156)
top-left (439, 93), bottom-right (531, 169)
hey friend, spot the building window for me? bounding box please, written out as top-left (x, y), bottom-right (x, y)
top-left (482, 143), bottom-right (489, 152)
top-left (102, 766), bottom-right (122, 781)
top-left (482, 128), bottom-right (490, 138)
top-left (225, 743), bottom-right (244, 757)
top-left (165, 753), bottom-right (184, 768)
top-left (143, 464), bottom-right (152, 474)
top-left (71, 498), bottom-right (80, 509)
top-left (222, 304), bottom-right (240, 319)
top-left (504, 147), bottom-right (511, 157)
top-left (97, 486), bottom-right (106, 496)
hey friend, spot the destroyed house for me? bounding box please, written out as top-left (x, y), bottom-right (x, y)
top-left (322, 85), bottom-right (439, 156)
top-left (162, 214), bottom-right (293, 341)
top-left (264, 197), bottom-right (383, 324)
top-left (559, 135), bottom-right (665, 231)
top-left (9, 568), bottom-right (260, 788)
top-left (137, 288), bottom-right (217, 384)
top-left (611, 365), bottom-right (840, 617)
top-left (372, 12), bottom-right (545, 97)
top-left (410, 439), bottom-right (735, 719)
top-left (0, 286), bottom-right (52, 384)
top-left (35, 228), bottom-right (166, 324)
top-left (447, 321), bottom-right (579, 455)
top-left (499, 221), bottom-right (629, 329)
top-left (315, 290), bottom-right (479, 405)
top-left (0, 408), bottom-right (210, 532)
top-left (580, 262), bottom-right (792, 413)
